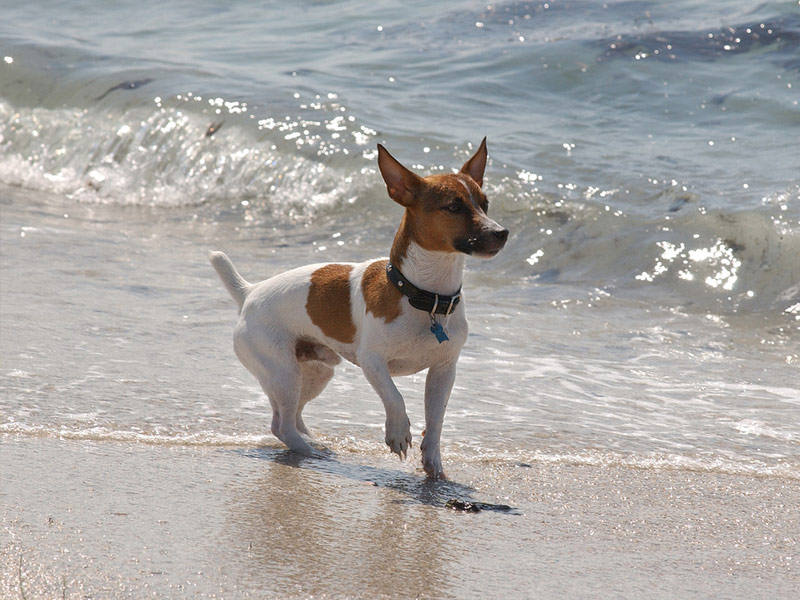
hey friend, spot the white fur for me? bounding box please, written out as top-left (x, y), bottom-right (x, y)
top-left (456, 175), bottom-right (474, 202)
top-left (401, 240), bottom-right (466, 296)
top-left (210, 247), bottom-right (467, 478)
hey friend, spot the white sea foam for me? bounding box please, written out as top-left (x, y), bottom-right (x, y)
top-left (0, 422), bottom-right (275, 447)
top-left (3, 422), bottom-right (798, 481)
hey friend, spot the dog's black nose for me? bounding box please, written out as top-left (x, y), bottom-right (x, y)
top-left (493, 228), bottom-right (509, 242)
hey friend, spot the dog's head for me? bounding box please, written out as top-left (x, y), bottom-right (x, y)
top-left (377, 138), bottom-right (509, 258)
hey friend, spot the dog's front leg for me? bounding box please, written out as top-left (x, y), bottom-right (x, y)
top-left (421, 361), bottom-right (457, 479)
top-left (359, 352), bottom-right (412, 458)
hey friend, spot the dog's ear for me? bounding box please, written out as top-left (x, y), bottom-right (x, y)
top-left (459, 137), bottom-right (488, 188)
top-left (377, 144), bottom-right (423, 207)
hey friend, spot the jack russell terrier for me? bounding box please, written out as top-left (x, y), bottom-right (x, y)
top-left (210, 138), bottom-right (508, 478)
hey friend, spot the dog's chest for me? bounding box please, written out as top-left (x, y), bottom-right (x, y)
top-left (381, 312), bottom-right (467, 376)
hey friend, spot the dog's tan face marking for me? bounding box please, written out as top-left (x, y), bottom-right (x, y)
top-left (362, 259), bottom-right (403, 323)
top-left (306, 264), bottom-right (356, 344)
top-left (408, 173), bottom-right (491, 254)
top-left (389, 175), bottom-right (489, 261)
top-left (381, 139), bottom-right (507, 261)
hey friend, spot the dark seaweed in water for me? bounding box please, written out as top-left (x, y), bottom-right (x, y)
top-left (445, 499), bottom-right (515, 513)
top-left (598, 15), bottom-right (800, 69)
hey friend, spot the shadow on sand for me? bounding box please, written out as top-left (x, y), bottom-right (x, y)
top-left (235, 446), bottom-right (520, 515)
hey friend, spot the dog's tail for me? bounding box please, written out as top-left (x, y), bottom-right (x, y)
top-left (208, 250), bottom-right (251, 311)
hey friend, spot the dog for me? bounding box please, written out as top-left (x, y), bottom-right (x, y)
top-left (209, 138), bottom-right (508, 478)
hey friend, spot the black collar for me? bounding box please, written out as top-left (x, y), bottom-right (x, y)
top-left (386, 262), bottom-right (461, 315)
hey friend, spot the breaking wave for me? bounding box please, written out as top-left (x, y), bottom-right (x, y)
top-left (1, 31), bottom-right (798, 318)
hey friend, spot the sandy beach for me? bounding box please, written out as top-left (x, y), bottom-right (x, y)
top-left (2, 435), bottom-right (797, 599)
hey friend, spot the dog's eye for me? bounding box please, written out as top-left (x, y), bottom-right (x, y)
top-left (445, 203), bottom-right (462, 213)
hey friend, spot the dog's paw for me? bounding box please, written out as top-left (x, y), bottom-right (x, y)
top-left (420, 437), bottom-right (446, 479)
top-left (422, 457), bottom-right (446, 480)
top-left (385, 414), bottom-right (412, 459)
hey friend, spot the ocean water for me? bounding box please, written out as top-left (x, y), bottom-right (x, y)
top-left (1, 2), bottom-right (799, 592)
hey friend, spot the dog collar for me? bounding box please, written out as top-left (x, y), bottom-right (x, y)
top-left (386, 262), bottom-right (461, 315)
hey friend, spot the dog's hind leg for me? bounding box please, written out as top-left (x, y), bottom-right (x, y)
top-left (255, 360), bottom-right (317, 456)
top-left (294, 340), bottom-right (340, 437)
top-left (260, 356), bottom-right (334, 445)
top-left (296, 362), bottom-right (335, 437)
top-left (236, 330), bottom-right (316, 456)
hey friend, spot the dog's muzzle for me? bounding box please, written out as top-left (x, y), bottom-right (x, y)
top-left (455, 224), bottom-right (509, 257)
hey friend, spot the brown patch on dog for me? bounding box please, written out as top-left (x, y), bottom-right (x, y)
top-left (295, 338), bottom-right (341, 365)
top-left (362, 259), bottom-right (403, 323)
top-left (389, 212), bottom-right (413, 268)
top-left (295, 338), bottom-right (319, 361)
top-left (306, 264), bottom-right (356, 344)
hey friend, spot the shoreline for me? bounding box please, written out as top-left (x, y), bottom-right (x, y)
top-left (3, 423), bottom-right (799, 482)
top-left (2, 436), bottom-right (798, 599)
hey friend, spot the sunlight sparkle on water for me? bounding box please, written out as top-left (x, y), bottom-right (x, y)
top-left (636, 238), bottom-right (741, 292)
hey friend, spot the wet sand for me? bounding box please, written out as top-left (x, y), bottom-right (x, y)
top-left (1, 436), bottom-right (797, 599)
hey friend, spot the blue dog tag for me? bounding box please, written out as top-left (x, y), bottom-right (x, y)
top-left (430, 322), bottom-right (449, 343)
